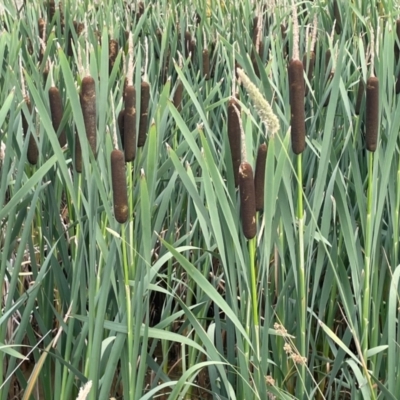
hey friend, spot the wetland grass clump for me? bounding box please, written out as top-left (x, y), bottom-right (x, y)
top-left (254, 143), bottom-right (267, 212)
top-left (48, 86), bottom-right (66, 147)
top-left (111, 149), bottom-right (128, 223)
top-left (239, 161), bottom-right (256, 239)
top-left (80, 76), bottom-right (97, 158)
top-left (365, 76), bottom-right (379, 152)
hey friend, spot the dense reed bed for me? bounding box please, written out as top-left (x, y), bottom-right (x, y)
top-left (1, 0), bottom-right (400, 399)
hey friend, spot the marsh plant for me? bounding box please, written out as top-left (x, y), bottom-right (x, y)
top-left (1, 0), bottom-right (400, 399)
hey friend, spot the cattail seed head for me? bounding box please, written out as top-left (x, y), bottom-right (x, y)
top-left (202, 48), bottom-right (210, 80)
top-left (38, 18), bottom-right (46, 40)
top-left (80, 76), bottom-right (97, 158)
top-left (124, 85), bottom-right (136, 161)
top-left (227, 99), bottom-right (241, 187)
top-left (138, 81), bottom-right (150, 147)
top-left (173, 80), bottom-right (183, 112)
top-left (48, 0), bottom-right (55, 22)
top-left (254, 143), bottom-right (267, 211)
top-left (355, 78), bottom-right (364, 115)
top-left (365, 76), bottom-right (379, 152)
top-left (48, 86), bottom-right (66, 147)
top-left (22, 97), bottom-right (39, 165)
top-left (109, 39), bottom-right (119, 73)
top-left (75, 129), bottom-right (82, 172)
top-left (111, 149), bottom-right (128, 223)
top-left (185, 31), bottom-right (191, 58)
top-left (288, 59), bottom-right (306, 154)
top-left (239, 162), bottom-right (256, 240)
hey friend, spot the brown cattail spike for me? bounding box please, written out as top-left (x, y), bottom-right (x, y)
top-left (109, 39), bottom-right (119, 74)
top-left (365, 76), bottom-right (379, 152)
top-left (48, 0), bottom-right (55, 22)
top-left (185, 31), bottom-right (191, 58)
top-left (138, 81), bottom-right (150, 147)
top-left (75, 129), bottom-right (82, 172)
top-left (48, 86), bottom-right (66, 147)
top-left (239, 162), bottom-right (256, 240)
top-left (111, 149), bottom-right (128, 223)
top-left (227, 99), bottom-right (241, 187)
top-left (288, 59), bottom-right (306, 154)
top-left (80, 76), bottom-right (97, 158)
top-left (124, 85), bottom-right (136, 162)
top-left (254, 143), bottom-right (267, 212)
top-left (173, 80), bottom-right (183, 112)
top-left (355, 79), bottom-right (364, 116)
top-left (202, 49), bottom-right (210, 80)
top-left (38, 18), bottom-right (46, 40)
top-left (22, 97), bottom-right (39, 165)
top-left (333, 0), bottom-right (342, 35)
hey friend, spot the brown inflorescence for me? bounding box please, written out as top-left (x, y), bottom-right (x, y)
top-left (239, 162), bottom-right (257, 240)
top-left (111, 149), bottom-right (128, 223)
top-left (138, 81), bottom-right (150, 147)
top-left (227, 99), bottom-right (242, 187)
top-left (124, 85), bottom-right (136, 162)
top-left (365, 76), bottom-right (379, 152)
top-left (49, 86), bottom-right (66, 147)
top-left (288, 59), bottom-right (306, 154)
top-left (80, 76), bottom-right (97, 158)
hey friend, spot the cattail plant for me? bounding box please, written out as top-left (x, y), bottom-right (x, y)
top-left (185, 31), bottom-right (191, 58)
top-left (38, 18), bottom-right (46, 41)
top-left (355, 78), bottom-right (364, 115)
top-left (80, 76), bottom-right (97, 157)
top-left (48, 0), bottom-right (55, 23)
top-left (365, 76), bottom-right (379, 152)
top-left (227, 99), bottom-right (241, 187)
top-left (48, 86), bottom-right (67, 147)
top-left (254, 143), bottom-right (267, 212)
top-left (22, 97), bottom-right (39, 165)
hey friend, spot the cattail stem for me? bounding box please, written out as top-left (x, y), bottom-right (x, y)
top-left (295, 154), bottom-right (306, 398)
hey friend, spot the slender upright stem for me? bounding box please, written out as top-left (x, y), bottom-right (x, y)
top-left (296, 154), bottom-right (306, 397)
